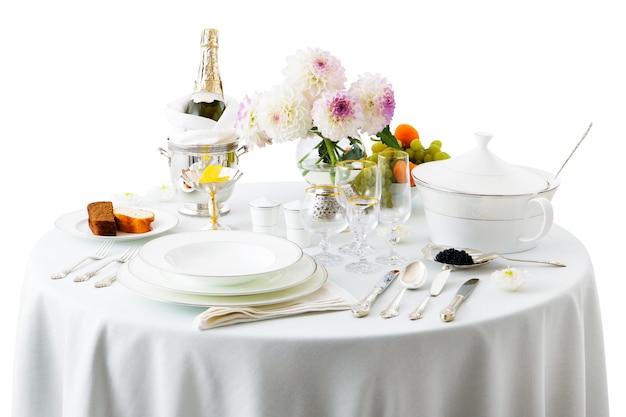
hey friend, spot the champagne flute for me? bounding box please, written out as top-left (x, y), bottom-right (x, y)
top-left (300, 185), bottom-right (348, 267)
top-left (334, 160), bottom-right (381, 267)
top-left (345, 195), bottom-right (381, 273)
top-left (376, 150), bottom-right (412, 265)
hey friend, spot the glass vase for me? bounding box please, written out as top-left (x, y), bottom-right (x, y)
top-left (295, 133), bottom-right (366, 185)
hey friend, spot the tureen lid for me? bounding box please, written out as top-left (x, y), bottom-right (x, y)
top-left (412, 132), bottom-right (553, 195)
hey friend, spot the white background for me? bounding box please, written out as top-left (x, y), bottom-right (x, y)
top-left (1, 0), bottom-right (623, 415)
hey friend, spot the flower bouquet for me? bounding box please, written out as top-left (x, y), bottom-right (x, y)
top-left (235, 48), bottom-right (396, 183)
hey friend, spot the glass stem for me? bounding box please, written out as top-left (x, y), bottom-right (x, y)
top-left (210, 191), bottom-right (219, 227)
top-left (388, 226), bottom-right (401, 257)
top-left (354, 233), bottom-right (367, 262)
top-left (319, 236), bottom-right (330, 253)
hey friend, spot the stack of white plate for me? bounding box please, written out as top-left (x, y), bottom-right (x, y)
top-left (117, 230), bottom-right (327, 307)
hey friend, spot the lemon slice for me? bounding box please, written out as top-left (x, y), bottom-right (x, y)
top-left (199, 166), bottom-right (230, 183)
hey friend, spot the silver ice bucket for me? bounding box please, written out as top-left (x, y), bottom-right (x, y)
top-left (158, 135), bottom-right (248, 216)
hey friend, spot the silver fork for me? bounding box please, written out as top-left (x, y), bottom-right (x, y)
top-left (74, 246), bottom-right (139, 283)
top-left (94, 272), bottom-right (118, 288)
top-left (51, 240), bottom-right (115, 279)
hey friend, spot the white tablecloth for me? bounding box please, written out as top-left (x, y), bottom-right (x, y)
top-left (13, 181), bottom-right (609, 417)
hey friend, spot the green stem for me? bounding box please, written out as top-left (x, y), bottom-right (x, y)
top-left (297, 139), bottom-right (325, 177)
top-left (322, 137), bottom-right (338, 166)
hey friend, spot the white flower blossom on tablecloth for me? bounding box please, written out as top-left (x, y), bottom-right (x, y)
top-left (112, 192), bottom-right (142, 206)
top-left (490, 267), bottom-right (528, 292)
top-left (235, 48), bottom-right (396, 164)
top-left (148, 184), bottom-right (175, 202)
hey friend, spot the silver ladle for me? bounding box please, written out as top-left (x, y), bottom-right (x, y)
top-left (554, 122), bottom-right (592, 180)
top-left (422, 243), bottom-right (566, 268)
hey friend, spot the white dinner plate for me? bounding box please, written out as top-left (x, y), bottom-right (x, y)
top-left (139, 230), bottom-right (303, 278)
top-left (127, 253), bottom-right (318, 295)
top-left (55, 207), bottom-right (179, 241)
top-left (117, 260), bottom-right (327, 307)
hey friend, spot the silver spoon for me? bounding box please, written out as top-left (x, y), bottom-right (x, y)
top-left (422, 243), bottom-right (566, 268)
top-left (380, 261), bottom-right (428, 319)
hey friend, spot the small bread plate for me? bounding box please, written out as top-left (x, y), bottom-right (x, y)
top-left (55, 207), bottom-right (179, 241)
top-left (128, 253), bottom-right (318, 296)
top-left (117, 260), bottom-right (327, 307)
top-left (139, 230), bottom-right (303, 278)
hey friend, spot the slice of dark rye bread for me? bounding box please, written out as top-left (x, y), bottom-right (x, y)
top-left (87, 201), bottom-right (117, 236)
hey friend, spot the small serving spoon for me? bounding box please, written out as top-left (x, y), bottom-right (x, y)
top-left (422, 243), bottom-right (566, 268)
top-left (380, 261), bottom-right (428, 319)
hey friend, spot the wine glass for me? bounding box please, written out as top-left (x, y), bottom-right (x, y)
top-left (376, 150), bottom-right (413, 265)
top-left (334, 159), bottom-right (381, 261)
top-left (345, 195), bottom-right (381, 273)
top-left (299, 185), bottom-right (348, 267)
top-left (181, 166), bottom-right (243, 230)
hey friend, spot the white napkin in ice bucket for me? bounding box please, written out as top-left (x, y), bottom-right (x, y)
top-left (168, 128), bottom-right (238, 145)
top-left (194, 281), bottom-right (357, 330)
top-left (164, 94), bottom-right (239, 133)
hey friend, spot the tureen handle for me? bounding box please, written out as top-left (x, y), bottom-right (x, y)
top-left (474, 132), bottom-right (493, 150)
top-left (519, 197), bottom-right (554, 243)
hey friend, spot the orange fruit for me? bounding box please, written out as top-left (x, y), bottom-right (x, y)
top-left (408, 161), bottom-right (417, 186)
top-left (394, 124), bottom-right (419, 148)
top-left (392, 160), bottom-right (417, 186)
top-left (392, 160), bottom-right (408, 184)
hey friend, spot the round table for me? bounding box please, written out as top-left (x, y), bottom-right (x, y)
top-left (13, 181), bottom-right (609, 417)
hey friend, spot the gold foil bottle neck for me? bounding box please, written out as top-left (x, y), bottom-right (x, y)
top-left (193, 28), bottom-right (223, 97)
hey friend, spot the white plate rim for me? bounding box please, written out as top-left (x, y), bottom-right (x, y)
top-left (55, 207), bottom-right (179, 241)
top-left (117, 261), bottom-right (327, 307)
top-left (139, 230), bottom-right (303, 278)
top-left (127, 253), bottom-right (318, 296)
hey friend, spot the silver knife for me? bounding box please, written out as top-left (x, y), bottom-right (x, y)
top-left (351, 269), bottom-right (400, 317)
top-left (440, 278), bottom-right (480, 322)
top-left (409, 265), bottom-right (451, 320)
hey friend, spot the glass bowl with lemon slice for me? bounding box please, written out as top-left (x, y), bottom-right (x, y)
top-left (181, 164), bottom-right (243, 230)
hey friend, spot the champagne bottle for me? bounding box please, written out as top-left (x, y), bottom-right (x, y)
top-left (185, 28), bottom-right (226, 121)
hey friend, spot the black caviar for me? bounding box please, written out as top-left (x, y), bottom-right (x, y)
top-left (435, 248), bottom-right (475, 265)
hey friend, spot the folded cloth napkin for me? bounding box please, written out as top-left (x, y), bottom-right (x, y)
top-left (194, 281), bottom-right (356, 330)
top-left (164, 94), bottom-right (239, 131)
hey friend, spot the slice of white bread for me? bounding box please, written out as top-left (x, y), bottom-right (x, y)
top-left (113, 207), bottom-right (155, 233)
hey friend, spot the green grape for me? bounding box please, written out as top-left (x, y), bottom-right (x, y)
top-left (409, 139), bottom-right (423, 151)
top-left (373, 132), bottom-right (451, 167)
top-left (433, 151), bottom-right (448, 161)
top-left (371, 142), bottom-right (387, 154)
top-left (380, 188), bottom-right (393, 208)
top-left (368, 154), bottom-right (378, 163)
top-left (382, 172), bottom-right (393, 186)
top-left (427, 144), bottom-right (441, 155)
